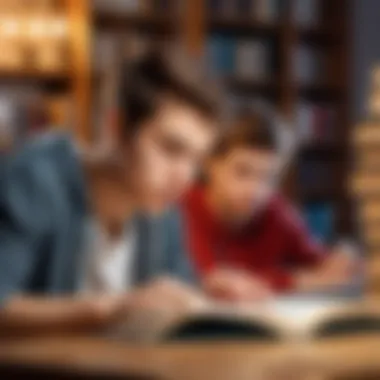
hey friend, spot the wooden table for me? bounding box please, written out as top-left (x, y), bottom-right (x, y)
top-left (1, 335), bottom-right (380, 380)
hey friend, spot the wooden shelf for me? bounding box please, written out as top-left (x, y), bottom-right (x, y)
top-left (298, 83), bottom-right (344, 100)
top-left (0, 70), bottom-right (71, 91)
top-left (88, 0), bottom-right (353, 236)
top-left (227, 77), bottom-right (280, 97)
top-left (208, 17), bottom-right (281, 37)
top-left (298, 27), bottom-right (342, 45)
top-left (94, 12), bottom-right (176, 33)
top-left (0, 69), bottom-right (71, 80)
top-left (299, 187), bottom-right (341, 202)
top-left (300, 142), bottom-right (344, 155)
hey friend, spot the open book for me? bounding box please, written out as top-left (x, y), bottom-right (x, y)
top-left (109, 296), bottom-right (380, 342)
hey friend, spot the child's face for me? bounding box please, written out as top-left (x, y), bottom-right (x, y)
top-left (209, 146), bottom-right (282, 221)
top-left (127, 98), bottom-right (216, 213)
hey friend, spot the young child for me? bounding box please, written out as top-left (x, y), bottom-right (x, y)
top-left (182, 108), bottom-right (358, 301)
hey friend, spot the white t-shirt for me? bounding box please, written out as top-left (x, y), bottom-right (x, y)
top-left (80, 220), bottom-right (137, 294)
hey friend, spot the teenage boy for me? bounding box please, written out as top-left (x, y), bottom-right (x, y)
top-left (0, 47), bottom-right (221, 336)
top-left (183, 108), bottom-right (357, 301)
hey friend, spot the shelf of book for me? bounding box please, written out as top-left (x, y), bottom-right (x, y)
top-left (208, 18), bottom-right (282, 36)
top-left (227, 77), bottom-right (280, 97)
top-left (199, 0), bottom-right (352, 237)
top-left (0, 0), bottom-right (92, 143)
top-left (298, 27), bottom-right (342, 45)
top-left (0, 69), bottom-right (71, 83)
top-left (298, 84), bottom-right (344, 101)
top-left (83, 0), bottom-right (353, 238)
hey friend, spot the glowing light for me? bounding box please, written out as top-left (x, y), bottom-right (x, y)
top-left (50, 18), bottom-right (68, 37)
top-left (0, 19), bottom-right (19, 37)
top-left (28, 19), bottom-right (48, 38)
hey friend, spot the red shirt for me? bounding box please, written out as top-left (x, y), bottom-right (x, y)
top-left (182, 186), bottom-right (326, 292)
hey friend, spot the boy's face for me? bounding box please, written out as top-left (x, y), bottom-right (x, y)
top-left (208, 146), bottom-right (282, 222)
top-left (128, 98), bottom-right (216, 213)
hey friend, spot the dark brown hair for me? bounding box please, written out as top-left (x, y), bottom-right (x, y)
top-left (118, 45), bottom-right (223, 138)
top-left (212, 107), bottom-right (279, 157)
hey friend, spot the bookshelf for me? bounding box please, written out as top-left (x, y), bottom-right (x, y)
top-left (65, 0), bottom-right (353, 240)
top-left (0, 0), bottom-right (91, 144)
top-left (89, 0), bottom-right (185, 142)
top-left (0, 1), bottom-right (353, 238)
top-left (184, 0), bottom-right (352, 241)
top-left (84, 0), bottom-right (353, 240)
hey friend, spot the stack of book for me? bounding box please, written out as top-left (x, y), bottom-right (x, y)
top-left (352, 67), bottom-right (380, 295)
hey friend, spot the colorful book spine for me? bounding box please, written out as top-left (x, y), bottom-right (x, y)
top-left (293, 0), bottom-right (319, 27)
top-left (206, 35), bottom-right (235, 76)
top-left (293, 45), bottom-right (319, 84)
top-left (235, 39), bottom-right (269, 80)
top-left (255, 0), bottom-right (280, 22)
top-left (206, 0), bottom-right (229, 16)
top-left (303, 202), bottom-right (335, 243)
top-left (296, 102), bottom-right (337, 143)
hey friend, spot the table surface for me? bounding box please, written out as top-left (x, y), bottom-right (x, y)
top-left (1, 335), bottom-right (380, 380)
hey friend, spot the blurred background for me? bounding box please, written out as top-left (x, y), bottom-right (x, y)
top-left (0, 0), bottom-right (379, 292)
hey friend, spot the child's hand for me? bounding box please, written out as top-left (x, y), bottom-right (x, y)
top-left (203, 268), bottom-right (273, 302)
top-left (295, 247), bottom-right (360, 292)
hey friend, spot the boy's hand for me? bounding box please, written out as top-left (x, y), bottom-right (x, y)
top-left (322, 250), bottom-right (357, 278)
top-left (127, 277), bottom-right (206, 314)
top-left (295, 248), bottom-right (360, 292)
top-left (0, 279), bottom-right (205, 337)
top-left (203, 268), bottom-right (273, 302)
top-left (107, 278), bottom-right (207, 339)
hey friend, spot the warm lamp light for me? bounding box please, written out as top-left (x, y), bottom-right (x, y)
top-left (0, 19), bottom-right (20, 37)
top-left (50, 18), bottom-right (68, 38)
top-left (27, 17), bottom-right (68, 39)
top-left (28, 19), bottom-right (48, 38)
